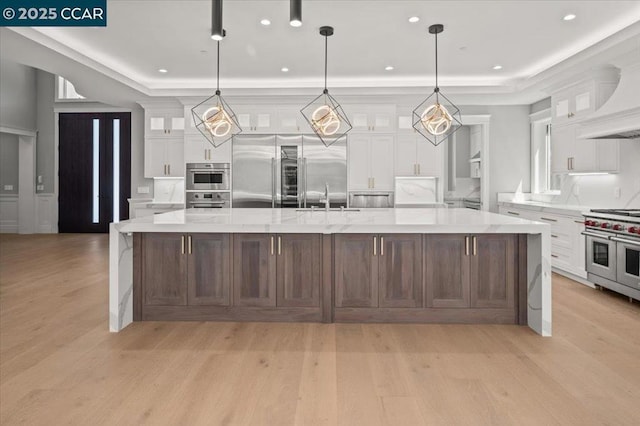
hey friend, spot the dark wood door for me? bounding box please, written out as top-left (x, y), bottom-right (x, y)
top-left (276, 234), bottom-right (321, 307)
top-left (187, 234), bottom-right (231, 306)
top-left (142, 233), bottom-right (187, 305)
top-left (424, 234), bottom-right (471, 308)
top-left (334, 234), bottom-right (378, 307)
top-left (58, 113), bottom-right (130, 233)
top-left (233, 234), bottom-right (276, 306)
top-left (378, 234), bottom-right (423, 308)
top-left (470, 235), bottom-right (517, 309)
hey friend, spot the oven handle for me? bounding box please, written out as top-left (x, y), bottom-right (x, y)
top-left (581, 231), bottom-right (612, 239)
top-left (188, 169), bottom-right (227, 173)
top-left (611, 237), bottom-right (640, 247)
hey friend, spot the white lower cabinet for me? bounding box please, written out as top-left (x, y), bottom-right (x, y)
top-left (498, 205), bottom-right (586, 279)
top-left (348, 134), bottom-right (394, 190)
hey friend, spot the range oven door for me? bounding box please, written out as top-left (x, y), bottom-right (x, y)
top-left (613, 236), bottom-right (640, 290)
top-left (584, 231), bottom-right (617, 281)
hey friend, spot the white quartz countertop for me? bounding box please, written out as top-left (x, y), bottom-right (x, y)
top-left (113, 208), bottom-right (549, 234)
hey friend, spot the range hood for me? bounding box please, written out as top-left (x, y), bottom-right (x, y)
top-left (578, 59), bottom-right (640, 140)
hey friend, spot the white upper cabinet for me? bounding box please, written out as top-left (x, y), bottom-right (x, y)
top-left (551, 123), bottom-right (619, 174)
top-left (348, 134), bottom-right (395, 190)
top-left (345, 105), bottom-right (396, 133)
top-left (235, 107), bottom-right (276, 134)
top-left (276, 107), bottom-right (306, 133)
top-left (145, 108), bottom-right (185, 138)
top-left (145, 138), bottom-right (184, 178)
top-left (550, 69), bottom-right (619, 125)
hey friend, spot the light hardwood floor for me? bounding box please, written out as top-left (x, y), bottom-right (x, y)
top-left (1, 234), bottom-right (639, 425)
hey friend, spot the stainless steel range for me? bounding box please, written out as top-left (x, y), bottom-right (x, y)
top-left (582, 209), bottom-right (640, 301)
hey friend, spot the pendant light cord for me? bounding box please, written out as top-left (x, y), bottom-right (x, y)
top-left (434, 31), bottom-right (438, 89)
top-left (324, 33), bottom-right (328, 92)
top-left (216, 40), bottom-right (220, 93)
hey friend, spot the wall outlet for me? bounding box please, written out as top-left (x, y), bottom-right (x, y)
top-left (614, 187), bottom-right (621, 199)
top-left (37, 175), bottom-right (43, 184)
top-left (3, 185), bottom-right (13, 191)
top-left (137, 186), bottom-right (150, 194)
top-left (36, 185), bottom-right (44, 191)
top-left (572, 184), bottom-right (579, 197)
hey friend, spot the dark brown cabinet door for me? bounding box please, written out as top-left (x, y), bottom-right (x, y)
top-left (276, 234), bottom-right (321, 307)
top-left (187, 234), bottom-right (231, 306)
top-left (378, 234), bottom-right (423, 308)
top-left (334, 234), bottom-right (379, 307)
top-left (142, 233), bottom-right (187, 306)
top-left (470, 235), bottom-right (517, 309)
top-left (424, 234), bottom-right (470, 308)
top-left (233, 234), bottom-right (276, 307)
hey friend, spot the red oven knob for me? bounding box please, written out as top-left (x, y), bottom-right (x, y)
top-left (612, 224), bottom-right (623, 231)
top-left (600, 222), bottom-right (611, 229)
top-left (630, 227), bottom-right (638, 234)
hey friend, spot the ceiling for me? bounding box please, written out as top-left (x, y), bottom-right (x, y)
top-left (5, 0), bottom-right (640, 98)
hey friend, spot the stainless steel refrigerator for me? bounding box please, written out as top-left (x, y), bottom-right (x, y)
top-left (232, 134), bottom-right (347, 208)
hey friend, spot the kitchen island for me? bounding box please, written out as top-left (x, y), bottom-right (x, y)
top-left (110, 208), bottom-right (552, 335)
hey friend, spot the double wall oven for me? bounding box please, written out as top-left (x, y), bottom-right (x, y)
top-left (583, 209), bottom-right (640, 301)
top-left (186, 163), bottom-right (230, 208)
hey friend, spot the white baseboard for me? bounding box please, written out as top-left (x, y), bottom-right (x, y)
top-left (0, 195), bottom-right (18, 233)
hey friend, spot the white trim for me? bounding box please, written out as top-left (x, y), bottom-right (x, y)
top-left (0, 126), bottom-right (37, 137)
top-left (36, 194), bottom-right (56, 233)
top-left (529, 108), bottom-right (551, 122)
top-left (0, 195), bottom-right (19, 233)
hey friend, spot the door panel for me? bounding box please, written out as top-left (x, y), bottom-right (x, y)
top-left (142, 233), bottom-right (187, 305)
top-left (276, 234), bottom-right (321, 307)
top-left (424, 234), bottom-right (470, 308)
top-left (334, 234), bottom-right (378, 307)
top-left (233, 234), bottom-right (276, 306)
top-left (379, 234), bottom-right (423, 308)
top-left (470, 235), bottom-right (516, 309)
top-left (188, 234), bottom-right (230, 306)
top-left (59, 113), bottom-right (130, 232)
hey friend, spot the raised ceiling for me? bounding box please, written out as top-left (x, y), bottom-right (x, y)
top-left (7, 0), bottom-right (640, 94)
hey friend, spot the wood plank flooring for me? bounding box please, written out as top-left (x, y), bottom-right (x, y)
top-left (1, 234), bottom-right (639, 425)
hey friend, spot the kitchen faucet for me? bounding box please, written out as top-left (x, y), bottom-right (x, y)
top-left (324, 182), bottom-right (330, 211)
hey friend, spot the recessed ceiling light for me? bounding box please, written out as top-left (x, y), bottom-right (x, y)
top-left (158, 69), bottom-right (168, 73)
top-left (260, 19), bottom-right (271, 26)
top-left (281, 67), bottom-right (289, 72)
top-left (493, 65), bottom-right (503, 70)
top-left (408, 16), bottom-right (420, 23)
top-left (563, 14), bottom-right (576, 21)
top-left (385, 66), bottom-right (394, 71)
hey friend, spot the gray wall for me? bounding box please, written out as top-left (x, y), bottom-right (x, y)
top-left (530, 97), bottom-right (551, 114)
top-left (0, 132), bottom-right (19, 194)
top-left (0, 59), bottom-right (37, 130)
top-left (460, 105), bottom-right (531, 212)
top-left (455, 126), bottom-right (471, 178)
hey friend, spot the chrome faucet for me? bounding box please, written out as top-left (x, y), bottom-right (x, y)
top-left (324, 182), bottom-right (330, 211)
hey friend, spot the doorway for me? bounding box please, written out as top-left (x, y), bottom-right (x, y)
top-left (58, 113), bottom-right (131, 233)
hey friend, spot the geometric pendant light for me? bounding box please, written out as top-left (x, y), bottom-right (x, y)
top-left (412, 24), bottom-right (462, 146)
top-left (191, 30), bottom-right (242, 147)
top-left (300, 26), bottom-right (352, 147)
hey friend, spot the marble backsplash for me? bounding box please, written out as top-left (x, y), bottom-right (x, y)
top-left (153, 178), bottom-right (185, 203)
top-left (446, 177), bottom-right (481, 200)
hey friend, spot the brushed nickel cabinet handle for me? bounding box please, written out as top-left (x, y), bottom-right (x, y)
top-left (574, 220), bottom-right (584, 224)
top-left (551, 254), bottom-right (559, 258)
top-left (540, 217), bottom-right (557, 222)
top-left (380, 237), bottom-right (384, 256)
top-left (372, 178), bottom-right (375, 188)
top-left (181, 235), bottom-right (185, 254)
top-left (373, 236), bottom-right (377, 256)
top-left (168, 164), bottom-right (171, 175)
top-left (551, 234), bottom-right (558, 238)
top-left (507, 211), bottom-right (520, 216)
top-left (472, 236), bottom-right (477, 256)
top-left (277, 236), bottom-right (281, 255)
top-left (270, 236), bottom-right (274, 255)
top-left (465, 236), bottom-right (470, 256)
top-left (188, 235), bottom-right (192, 254)
top-left (418, 164), bottom-right (421, 174)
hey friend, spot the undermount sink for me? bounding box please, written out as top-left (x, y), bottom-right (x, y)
top-left (296, 208), bottom-right (360, 212)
